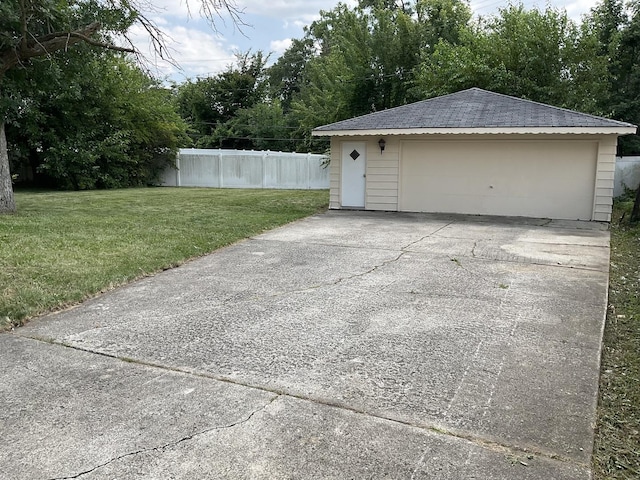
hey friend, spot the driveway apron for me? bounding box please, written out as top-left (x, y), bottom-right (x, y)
top-left (1, 211), bottom-right (610, 479)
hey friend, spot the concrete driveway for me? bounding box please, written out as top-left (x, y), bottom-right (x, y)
top-left (1, 211), bottom-right (610, 479)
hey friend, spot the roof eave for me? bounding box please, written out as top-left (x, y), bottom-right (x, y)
top-left (311, 126), bottom-right (638, 136)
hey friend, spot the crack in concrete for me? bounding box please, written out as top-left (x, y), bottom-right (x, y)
top-left (333, 251), bottom-right (405, 286)
top-left (309, 222), bottom-right (457, 291)
top-left (294, 222), bottom-right (460, 292)
top-left (218, 251), bottom-right (407, 303)
top-left (410, 448), bottom-right (429, 480)
top-left (55, 248), bottom-right (414, 339)
top-left (449, 256), bottom-right (510, 290)
top-left (212, 236), bottom-right (439, 306)
top-left (47, 394), bottom-right (279, 480)
top-left (401, 221), bottom-right (456, 251)
top-left (250, 245), bottom-right (411, 299)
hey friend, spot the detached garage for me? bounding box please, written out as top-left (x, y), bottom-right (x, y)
top-left (312, 88), bottom-right (637, 221)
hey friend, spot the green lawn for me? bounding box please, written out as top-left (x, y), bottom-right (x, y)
top-left (593, 197), bottom-right (640, 479)
top-left (0, 187), bottom-right (328, 330)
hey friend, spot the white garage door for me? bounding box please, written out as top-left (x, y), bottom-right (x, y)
top-left (399, 140), bottom-right (597, 220)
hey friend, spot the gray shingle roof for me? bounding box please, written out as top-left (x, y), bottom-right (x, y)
top-left (313, 88), bottom-right (635, 132)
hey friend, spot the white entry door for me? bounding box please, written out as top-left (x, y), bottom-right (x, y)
top-left (341, 142), bottom-right (366, 208)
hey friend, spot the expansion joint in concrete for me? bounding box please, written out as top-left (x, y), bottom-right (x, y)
top-left (23, 335), bottom-right (589, 475)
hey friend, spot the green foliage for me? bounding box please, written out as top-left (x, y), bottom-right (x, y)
top-left (272, 0), bottom-right (472, 148)
top-left (611, 1), bottom-right (640, 155)
top-left (414, 0), bottom-right (473, 49)
top-left (0, 0), bottom-right (137, 64)
top-left (0, 0), bottom-right (195, 198)
top-left (288, 52), bottom-right (352, 152)
top-left (2, 0), bottom-right (639, 193)
top-left (410, 29), bottom-right (491, 98)
top-left (0, 0), bottom-right (68, 51)
top-left (413, 5), bottom-right (582, 106)
top-left (170, 0), bottom-right (475, 152)
top-left (9, 0), bottom-right (635, 178)
top-left (223, 101), bottom-right (294, 151)
top-left (268, 38), bottom-right (315, 111)
top-left (175, 51), bottom-right (269, 147)
top-left (5, 48), bottom-right (188, 189)
top-left (302, 0), bottom-right (471, 114)
top-left (564, 14), bottom-right (613, 115)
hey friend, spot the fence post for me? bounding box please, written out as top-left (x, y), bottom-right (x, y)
top-left (218, 149), bottom-right (223, 188)
top-left (176, 151), bottom-right (181, 187)
top-left (262, 151), bottom-right (268, 189)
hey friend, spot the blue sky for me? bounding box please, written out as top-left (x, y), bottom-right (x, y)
top-left (131, 1), bottom-right (599, 83)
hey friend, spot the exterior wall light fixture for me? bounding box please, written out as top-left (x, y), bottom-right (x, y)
top-left (378, 138), bottom-right (386, 154)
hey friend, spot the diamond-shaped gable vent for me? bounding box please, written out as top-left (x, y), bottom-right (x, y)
top-left (350, 149), bottom-right (360, 160)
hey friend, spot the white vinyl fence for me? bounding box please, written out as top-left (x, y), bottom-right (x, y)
top-left (160, 148), bottom-right (329, 190)
top-left (615, 156), bottom-right (640, 197)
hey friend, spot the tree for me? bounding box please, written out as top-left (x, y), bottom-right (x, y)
top-left (289, 52), bottom-right (354, 152)
top-left (5, 48), bottom-right (188, 189)
top-left (614, 1), bottom-right (640, 220)
top-left (268, 38), bottom-right (315, 112)
top-left (563, 11), bottom-right (614, 115)
top-left (414, 0), bottom-right (473, 51)
top-left (0, 0), bottom-right (240, 213)
top-left (611, 0), bottom-right (640, 156)
top-left (359, 0), bottom-right (412, 12)
top-left (280, 0), bottom-right (472, 148)
top-left (217, 101), bottom-right (293, 151)
top-left (579, 0), bottom-right (640, 221)
top-left (587, 0), bottom-right (625, 56)
top-left (175, 52), bottom-right (269, 147)
top-left (413, 4), bottom-right (579, 104)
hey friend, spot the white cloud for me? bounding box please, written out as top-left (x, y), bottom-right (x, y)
top-left (136, 0), bottom-right (248, 29)
top-left (126, 23), bottom-right (236, 81)
top-left (292, 19), bottom-right (308, 29)
top-left (270, 38), bottom-right (293, 55)
top-left (562, 0), bottom-right (598, 20)
top-left (471, 0), bottom-right (598, 19)
top-left (236, 0), bottom-right (357, 22)
top-left (135, 0), bottom-right (190, 19)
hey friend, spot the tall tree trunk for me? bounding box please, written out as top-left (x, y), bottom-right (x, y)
top-left (0, 121), bottom-right (16, 213)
